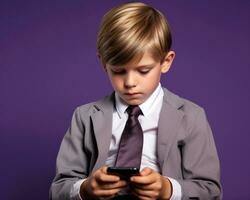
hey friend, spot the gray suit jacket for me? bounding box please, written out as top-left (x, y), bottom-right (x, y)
top-left (50, 88), bottom-right (222, 199)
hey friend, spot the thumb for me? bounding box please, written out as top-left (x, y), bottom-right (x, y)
top-left (140, 167), bottom-right (152, 176)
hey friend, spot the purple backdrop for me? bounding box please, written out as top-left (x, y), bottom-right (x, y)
top-left (1, 0), bottom-right (250, 199)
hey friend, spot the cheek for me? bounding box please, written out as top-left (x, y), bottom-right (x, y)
top-left (110, 76), bottom-right (123, 89)
top-left (144, 72), bottom-right (161, 90)
top-left (147, 71), bottom-right (161, 83)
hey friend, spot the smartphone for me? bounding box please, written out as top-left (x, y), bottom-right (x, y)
top-left (107, 167), bottom-right (139, 180)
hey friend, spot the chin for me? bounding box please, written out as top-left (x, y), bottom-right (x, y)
top-left (124, 99), bottom-right (145, 105)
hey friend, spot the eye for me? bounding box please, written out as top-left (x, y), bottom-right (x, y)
top-left (111, 69), bottom-right (126, 75)
top-left (138, 69), bottom-right (151, 74)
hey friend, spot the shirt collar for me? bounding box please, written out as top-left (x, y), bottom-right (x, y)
top-left (115, 83), bottom-right (163, 118)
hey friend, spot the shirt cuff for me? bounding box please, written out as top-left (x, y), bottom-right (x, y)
top-left (70, 179), bottom-right (86, 200)
top-left (168, 177), bottom-right (182, 200)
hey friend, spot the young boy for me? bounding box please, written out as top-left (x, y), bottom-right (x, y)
top-left (50, 2), bottom-right (222, 200)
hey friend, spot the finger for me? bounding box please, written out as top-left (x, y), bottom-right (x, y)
top-left (101, 166), bottom-right (108, 174)
top-left (131, 170), bottom-right (161, 185)
top-left (95, 170), bottom-right (120, 183)
top-left (130, 173), bottom-right (155, 184)
top-left (133, 180), bottom-right (162, 192)
top-left (99, 180), bottom-right (127, 190)
top-left (137, 196), bottom-right (157, 200)
top-left (132, 182), bottom-right (155, 190)
top-left (93, 187), bottom-right (124, 198)
top-left (132, 187), bottom-right (159, 200)
top-left (140, 167), bottom-right (152, 176)
top-left (137, 195), bottom-right (158, 200)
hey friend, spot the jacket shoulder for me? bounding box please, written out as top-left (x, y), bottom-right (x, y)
top-left (163, 88), bottom-right (211, 141)
top-left (163, 87), bottom-right (204, 114)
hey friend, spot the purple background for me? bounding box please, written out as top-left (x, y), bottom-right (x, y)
top-left (1, 0), bottom-right (250, 199)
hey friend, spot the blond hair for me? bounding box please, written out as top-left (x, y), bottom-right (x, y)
top-left (97, 2), bottom-right (172, 66)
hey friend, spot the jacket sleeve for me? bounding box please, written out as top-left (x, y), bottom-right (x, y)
top-left (49, 107), bottom-right (89, 200)
top-left (178, 108), bottom-right (222, 200)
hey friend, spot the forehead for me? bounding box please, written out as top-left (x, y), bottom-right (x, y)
top-left (110, 51), bottom-right (159, 68)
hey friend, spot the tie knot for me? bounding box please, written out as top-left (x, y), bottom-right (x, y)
top-left (126, 105), bottom-right (142, 118)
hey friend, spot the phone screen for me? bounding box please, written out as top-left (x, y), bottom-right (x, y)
top-left (107, 167), bottom-right (139, 180)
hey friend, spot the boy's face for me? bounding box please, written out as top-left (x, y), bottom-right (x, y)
top-left (104, 51), bottom-right (175, 105)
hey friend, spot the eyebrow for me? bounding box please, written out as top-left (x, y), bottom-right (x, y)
top-left (136, 64), bottom-right (156, 69)
top-left (109, 63), bottom-right (157, 70)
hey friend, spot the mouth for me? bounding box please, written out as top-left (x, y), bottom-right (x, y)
top-left (124, 92), bottom-right (142, 96)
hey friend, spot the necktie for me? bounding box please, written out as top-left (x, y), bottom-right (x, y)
top-left (115, 105), bottom-right (143, 168)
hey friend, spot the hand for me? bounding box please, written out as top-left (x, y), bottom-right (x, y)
top-left (130, 167), bottom-right (172, 200)
top-left (80, 166), bottom-right (127, 200)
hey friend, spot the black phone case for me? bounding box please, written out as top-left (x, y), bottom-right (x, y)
top-left (107, 167), bottom-right (139, 180)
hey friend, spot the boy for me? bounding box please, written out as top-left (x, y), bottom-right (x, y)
top-left (50, 2), bottom-right (221, 200)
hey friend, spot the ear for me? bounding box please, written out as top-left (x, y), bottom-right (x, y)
top-left (161, 50), bottom-right (175, 73)
top-left (97, 52), bottom-right (107, 72)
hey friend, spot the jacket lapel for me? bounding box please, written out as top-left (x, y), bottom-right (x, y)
top-left (157, 89), bottom-right (184, 172)
top-left (90, 94), bottom-right (114, 172)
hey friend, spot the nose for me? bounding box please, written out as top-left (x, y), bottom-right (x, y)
top-left (124, 72), bottom-right (136, 88)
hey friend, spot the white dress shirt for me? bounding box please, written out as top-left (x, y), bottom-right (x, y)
top-left (70, 84), bottom-right (182, 200)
